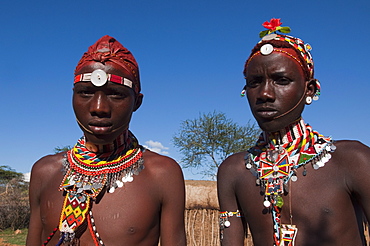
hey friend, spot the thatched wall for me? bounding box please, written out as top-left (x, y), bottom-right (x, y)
top-left (184, 180), bottom-right (252, 246)
top-left (185, 180), bottom-right (218, 210)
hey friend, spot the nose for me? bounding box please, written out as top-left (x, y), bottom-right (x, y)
top-left (90, 91), bottom-right (110, 117)
top-left (257, 80), bottom-right (275, 103)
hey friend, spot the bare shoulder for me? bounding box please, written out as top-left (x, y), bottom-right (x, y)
top-left (217, 151), bottom-right (252, 195)
top-left (331, 140), bottom-right (370, 187)
top-left (141, 149), bottom-right (184, 187)
top-left (142, 149), bottom-right (182, 174)
top-left (30, 152), bottom-right (65, 186)
top-left (141, 149), bottom-right (185, 203)
top-left (31, 152), bottom-right (65, 175)
top-left (218, 151), bottom-right (249, 179)
top-left (332, 140), bottom-right (370, 164)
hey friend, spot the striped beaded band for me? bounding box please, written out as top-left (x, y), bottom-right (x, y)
top-left (219, 210), bottom-right (242, 240)
top-left (246, 34), bottom-right (314, 79)
top-left (74, 69), bottom-right (137, 93)
top-left (276, 35), bottom-right (313, 75)
top-left (246, 48), bottom-right (306, 74)
top-left (219, 210), bottom-right (241, 219)
top-left (68, 147), bottom-right (142, 175)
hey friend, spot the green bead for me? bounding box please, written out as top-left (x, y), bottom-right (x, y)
top-left (276, 196), bottom-right (284, 208)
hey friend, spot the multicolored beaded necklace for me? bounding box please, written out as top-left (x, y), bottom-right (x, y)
top-left (45, 130), bottom-right (145, 245)
top-left (245, 118), bottom-right (336, 246)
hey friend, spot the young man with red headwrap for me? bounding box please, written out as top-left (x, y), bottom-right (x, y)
top-left (27, 35), bottom-right (186, 246)
top-left (217, 19), bottom-right (370, 246)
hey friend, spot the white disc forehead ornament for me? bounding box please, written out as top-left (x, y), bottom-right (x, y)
top-left (260, 44), bottom-right (274, 55)
top-left (91, 69), bottom-right (108, 87)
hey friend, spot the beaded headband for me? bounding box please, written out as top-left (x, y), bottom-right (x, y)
top-left (75, 35), bottom-right (141, 93)
top-left (243, 18), bottom-right (320, 100)
top-left (247, 34), bottom-right (314, 79)
top-left (74, 69), bottom-right (134, 90)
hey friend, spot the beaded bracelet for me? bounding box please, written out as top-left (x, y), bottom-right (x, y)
top-left (219, 210), bottom-right (242, 240)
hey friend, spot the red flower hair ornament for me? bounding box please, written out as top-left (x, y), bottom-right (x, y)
top-left (259, 18), bottom-right (291, 38)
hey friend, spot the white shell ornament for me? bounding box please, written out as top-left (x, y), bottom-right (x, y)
top-left (263, 199), bottom-right (271, 207)
top-left (262, 33), bottom-right (277, 41)
top-left (260, 44), bottom-right (274, 55)
top-left (91, 69), bottom-right (108, 87)
top-left (224, 220), bottom-right (231, 227)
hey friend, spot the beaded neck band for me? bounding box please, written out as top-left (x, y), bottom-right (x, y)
top-left (245, 118), bottom-right (336, 246)
top-left (84, 129), bottom-right (128, 153)
top-left (57, 130), bottom-right (145, 244)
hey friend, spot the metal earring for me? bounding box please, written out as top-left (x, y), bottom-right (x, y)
top-left (306, 96), bottom-right (312, 105)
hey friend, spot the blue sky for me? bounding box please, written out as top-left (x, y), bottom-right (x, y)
top-left (1, 0), bottom-right (369, 180)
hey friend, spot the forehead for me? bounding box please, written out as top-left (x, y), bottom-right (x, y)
top-left (246, 52), bottom-right (304, 77)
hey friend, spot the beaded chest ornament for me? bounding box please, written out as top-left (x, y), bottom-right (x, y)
top-left (245, 119), bottom-right (336, 246)
top-left (58, 130), bottom-right (144, 244)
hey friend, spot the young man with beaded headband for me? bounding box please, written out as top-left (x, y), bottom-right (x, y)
top-left (27, 35), bottom-right (186, 246)
top-left (217, 19), bottom-right (370, 245)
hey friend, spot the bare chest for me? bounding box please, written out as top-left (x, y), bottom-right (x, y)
top-left (237, 161), bottom-right (364, 245)
top-left (39, 171), bottom-right (160, 245)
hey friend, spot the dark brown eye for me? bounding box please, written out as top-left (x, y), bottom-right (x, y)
top-left (246, 77), bottom-right (262, 88)
top-left (76, 89), bottom-right (94, 97)
top-left (275, 77), bottom-right (291, 85)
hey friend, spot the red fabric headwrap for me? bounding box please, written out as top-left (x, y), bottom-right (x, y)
top-left (75, 35), bottom-right (140, 93)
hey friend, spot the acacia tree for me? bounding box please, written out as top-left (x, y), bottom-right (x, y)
top-left (173, 111), bottom-right (260, 179)
top-left (0, 165), bottom-right (26, 192)
top-left (53, 145), bottom-right (72, 153)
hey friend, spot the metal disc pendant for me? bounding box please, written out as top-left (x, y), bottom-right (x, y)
top-left (224, 221), bottom-right (231, 227)
top-left (263, 199), bottom-right (271, 207)
top-left (91, 69), bottom-right (108, 87)
top-left (116, 180), bottom-right (124, 188)
top-left (291, 175), bottom-right (298, 182)
top-left (260, 44), bottom-right (274, 55)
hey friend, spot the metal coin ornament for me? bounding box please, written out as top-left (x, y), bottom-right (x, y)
top-left (260, 44), bottom-right (274, 55)
top-left (91, 69), bottom-right (108, 87)
top-left (224, 220), bottom-right (231, 227)
top-left (245, 118), bottom-right (335, 246)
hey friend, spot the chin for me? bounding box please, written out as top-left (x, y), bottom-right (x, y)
top-left (257, 120), bottom-right (286, 133)
top-left (258, 117), bottom-right (302, 133)
top-left (84, 132), bottom-right (117, 145)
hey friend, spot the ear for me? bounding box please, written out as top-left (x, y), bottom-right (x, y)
top-left (305, 79), bottom-right (316, 98)
top-left (134, 93), bottom-right (143, 112)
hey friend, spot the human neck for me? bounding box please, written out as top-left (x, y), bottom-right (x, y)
top-left (84, 130), bottom-right (129, 153)
top-left (263, 118), bottom-right (306, 147)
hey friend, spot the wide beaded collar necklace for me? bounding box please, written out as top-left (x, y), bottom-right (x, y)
top-left (55, 130), bottom-right (144, 245)
top-left (245, 118), bottom-right (336, 246)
